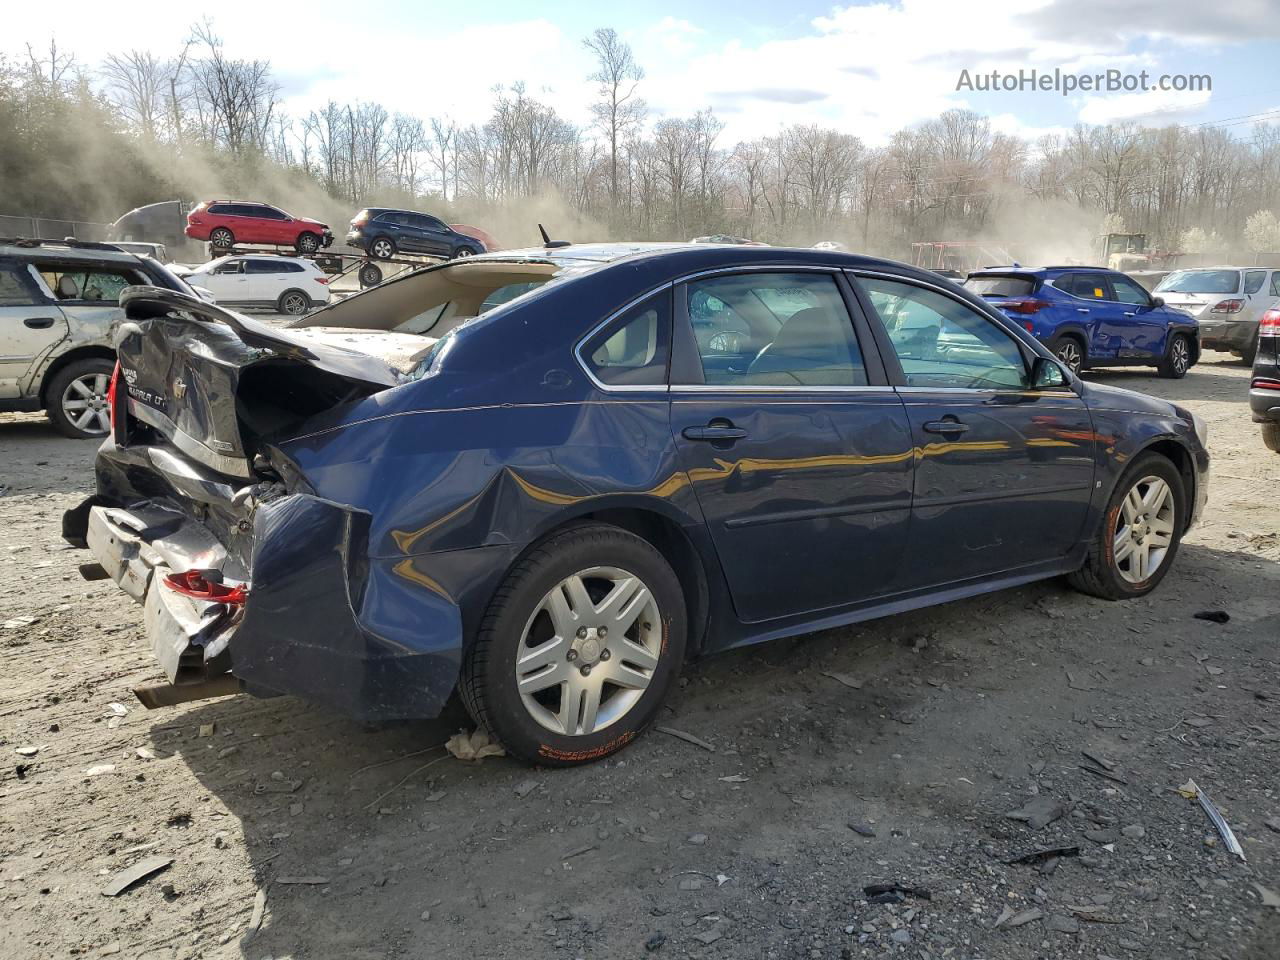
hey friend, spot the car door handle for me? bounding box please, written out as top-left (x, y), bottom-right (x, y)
top-left (1124, 311), bottom-right (1136, 317)
top-left (923, 419), bottom-right (970, 435)
top-left (1076, 307), bottom-right (1091, 314)
top-left (23, 317), bottom-right (56, 329)
top-left (683, 424), bottom-right (747, 442)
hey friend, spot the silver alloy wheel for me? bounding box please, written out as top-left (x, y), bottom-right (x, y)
top-left (372, 239), bottom-right (394, 259)
top-left (1056, 340), bottom-right (1082, 373)
top-left (1113, 475), bottom-right (1176, 583)
top-left (515, 566), bottom-right (662, 737)
top-left (61, 372), bottom-right (111, 436)
top-left (454, 247), bottom-right (475, 258)
top-left (298, 234), bottom-right (318, 253)
top-left (210, 228), bottom-right (233, 248)
top-left (1170, 336), bottom-right (1189, 375)
top-left (281, 292), bottom-right (309, 315)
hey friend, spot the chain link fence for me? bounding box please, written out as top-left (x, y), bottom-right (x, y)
top-left (0, 214), bottom-right (112, 242)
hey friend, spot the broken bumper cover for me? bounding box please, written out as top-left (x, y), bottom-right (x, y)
top-left (72, 493), bottom-right (483, 723)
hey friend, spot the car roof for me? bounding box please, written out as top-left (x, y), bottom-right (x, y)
top-left (0, 240), bottom-right (145, 265)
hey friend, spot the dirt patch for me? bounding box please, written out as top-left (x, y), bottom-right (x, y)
top-left (1, 359), bottom-right (1277, 959)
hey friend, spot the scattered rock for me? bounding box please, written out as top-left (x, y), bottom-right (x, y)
top-left (645, 932), bottom-right (667, 951)
top-left (848, 822), bottom-right (876, 838)
top-left (692, 928), bottom-right (722, 945)
top-left (1121, 824), bottom-right (1145, 840)
top-left (687, 833), bottom-right (708, 845)
top-left (513, 778), bottom-right (539, 799)
top-left (995, 907), bottom-right (1043, 928)
top-left (1046, 914), bottom-right (1080, 935)
top-left (889, 929), bottom-right (911, 944)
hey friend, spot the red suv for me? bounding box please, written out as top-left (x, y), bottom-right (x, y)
top-left (186, 201), bottom-right (333, 253)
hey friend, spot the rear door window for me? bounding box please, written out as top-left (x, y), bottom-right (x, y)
top-left (679, 272), bottom-right (867, 387)
top-left (1271, 272), bottom-right (1280, 298)
top-left (1244, 270), bottom-right (1267, 295)
top-left (0, 263), bottom-right (40, 305)
top-left (1058, 273), bottom-right (1111, 300)
top-left (964, 275), bottom-right (1036, 297)
top-left (244, 259), bottom-right (287, 274)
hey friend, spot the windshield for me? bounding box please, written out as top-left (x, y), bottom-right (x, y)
top-left (1155, 270), bottom-right (1240, 294)
top-left (965, 276), bottom-right (1036, 297)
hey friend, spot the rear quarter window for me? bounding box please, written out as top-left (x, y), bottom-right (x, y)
top-left (965, 276), bottom-right (1036, 297)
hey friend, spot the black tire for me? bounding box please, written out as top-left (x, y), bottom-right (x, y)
top-left (1240, 337), bottom-right (1258, 366)
top-left (45, 357), bottom-right (115, 439)
top-left (370, 237), bottom-right (396, 260)
top-left (1262, 422), bottom-right (1280, 454)
top-left (452, 245), bottom-right (478, 259)
top-left (1067, 452), bottom-right (1185, 600)
top-left (358, 263), bottom-right (384, 288)
top-left (277, 289), bottom-right (311, 316)
top-left (295, 232), bottom-right (321, 254)
top-left (1051, 335), bottom-right (1085, 375)
top-left (1158, 333), bottom-right (1191, 379)
top-left (209, 227), bottom-right (234, 250)
top-left (460, 523), bottom-right (687, 767)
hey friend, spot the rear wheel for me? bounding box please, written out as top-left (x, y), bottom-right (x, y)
top-left (1068, 452), bottom-right (1184, 600)
top-left (460, 524), bottom-right (687, 766)
top-left (1240, 336), bottom-right (1258, 366)
top-left (295, 232), bottom-right (321, 254)
top-left (1262, 422), bottom-right (1280, 454)
top-left (1052, 336), bottom-right (1085, 374)
top-left (209, 227), bottom-right (234, 250)
top-left (1158, 333), bottom-right (1191, 378)
top-left (47, 358), bottom-right (115, 439)
top-left (370, 237), bottom-right (396, 260)
top-left (277, 289), bottom-right (311, 316)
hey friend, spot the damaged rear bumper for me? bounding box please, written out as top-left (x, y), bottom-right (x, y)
top-left (68, 491), bottom-right (483, 723)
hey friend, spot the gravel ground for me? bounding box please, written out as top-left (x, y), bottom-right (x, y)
top-left (1, 357), bottom-right (1277, 960)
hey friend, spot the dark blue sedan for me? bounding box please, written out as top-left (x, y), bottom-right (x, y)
top-left (64, 243), bottom-right (1210, 765)
top-left (965, 266), bottom-right (1200, 378)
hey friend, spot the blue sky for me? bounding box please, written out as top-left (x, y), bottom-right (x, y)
top-left (10, 0), bottom-right (1280, 147)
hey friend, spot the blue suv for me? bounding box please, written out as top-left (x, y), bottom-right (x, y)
top-left (965, 267), bottom-right (1199, 378)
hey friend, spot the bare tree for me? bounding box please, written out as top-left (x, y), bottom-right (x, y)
top-left (101, 50), bottom-right (169, 141)
top-left (583, 28), bottom-right (646, 208)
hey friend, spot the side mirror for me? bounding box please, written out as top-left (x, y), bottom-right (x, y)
top-left (1151, 296), bottom-right (1164, 307)
top-left (1031, 356), bottom-right (1070, 389)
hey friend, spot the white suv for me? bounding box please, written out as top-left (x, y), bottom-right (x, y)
top-left (177, 255), bottom-right (332, 315)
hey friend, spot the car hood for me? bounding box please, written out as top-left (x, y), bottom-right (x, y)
top-left (1080, 380), bottom-right (1179, 418)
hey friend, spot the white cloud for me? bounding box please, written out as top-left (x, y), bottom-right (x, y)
top-left (1077, 88), bottom-right (1213, 126)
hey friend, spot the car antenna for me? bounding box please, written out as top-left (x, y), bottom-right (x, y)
top-left (538, 223), bottom-right (571, 249)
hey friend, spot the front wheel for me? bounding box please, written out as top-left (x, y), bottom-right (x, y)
top-left (460, 524), bottom-right (687, 766)
top-left (1158, 333), bottom-right (1191, 379)
top-left (1067, 453), bottom-right (1185, 600)
top-left (295, 232), bottom-right (321, 254)
top-left (452, 246), bottom-right (477, 259)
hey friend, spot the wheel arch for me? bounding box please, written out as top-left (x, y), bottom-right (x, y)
top-left (1049, 325), bottom-right (1088, 357)
top-left (474, 504), bottom-right (713, 660)
top-left (38, 345), bottom-right (115, 406)
top-left (1128, 436), bottom-right (1197, 533)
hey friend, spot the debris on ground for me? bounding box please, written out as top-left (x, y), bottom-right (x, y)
top-left (848, 822), bottom-right (877, 837)
top-left (821, 670), bottom-right (864, 690)
top-left (1253, 884), bottom-right (1280, 909)
top-left (101, 856), bottom-right (173, 896)
top-left (1004, 795), bottom-right (1066, 830)
top-left (653, 725), bottom-right (715, 752)
top-left (274, 876), bottom-right (330, 885)
top-left (863, 881), bottom-right (931, 903)
top-left (1177, 779), bottom-right (1246, 859)
top-left (1192, 610), bottom-right (1231, 623)
top-left (445, 728), bottom-right (505, 761)
top-left (1004, 845), bottom-right (1080, 866)
top-left (995, 906), bottom-right (1043, 929)
top-left (245, 888), bottom-right (267, 936)
top-left (513, 778), bottom-right (539, 799)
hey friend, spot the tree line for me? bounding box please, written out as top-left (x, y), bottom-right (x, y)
top-left (4, 25), bottom-right (1280, 258)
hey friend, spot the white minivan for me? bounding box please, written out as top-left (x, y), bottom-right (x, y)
top-left (177, 255), bottom-right (332, 315)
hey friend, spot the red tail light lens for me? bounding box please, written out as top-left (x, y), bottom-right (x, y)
top-left (313, 276), bottom-right (330, 284)
top-left (106, 361), bottom-right (120, 438)
top-left (163, 569), bottom-right (249, 605)
top-left (1260, 308), bottom-right (1280, 335)
top-left (1252, 379), bottom-right (1280, 390)
top-left (998, 298), bottom-right (1051, 315)
top-left (1211, 299), bottom-right (1244, 314)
